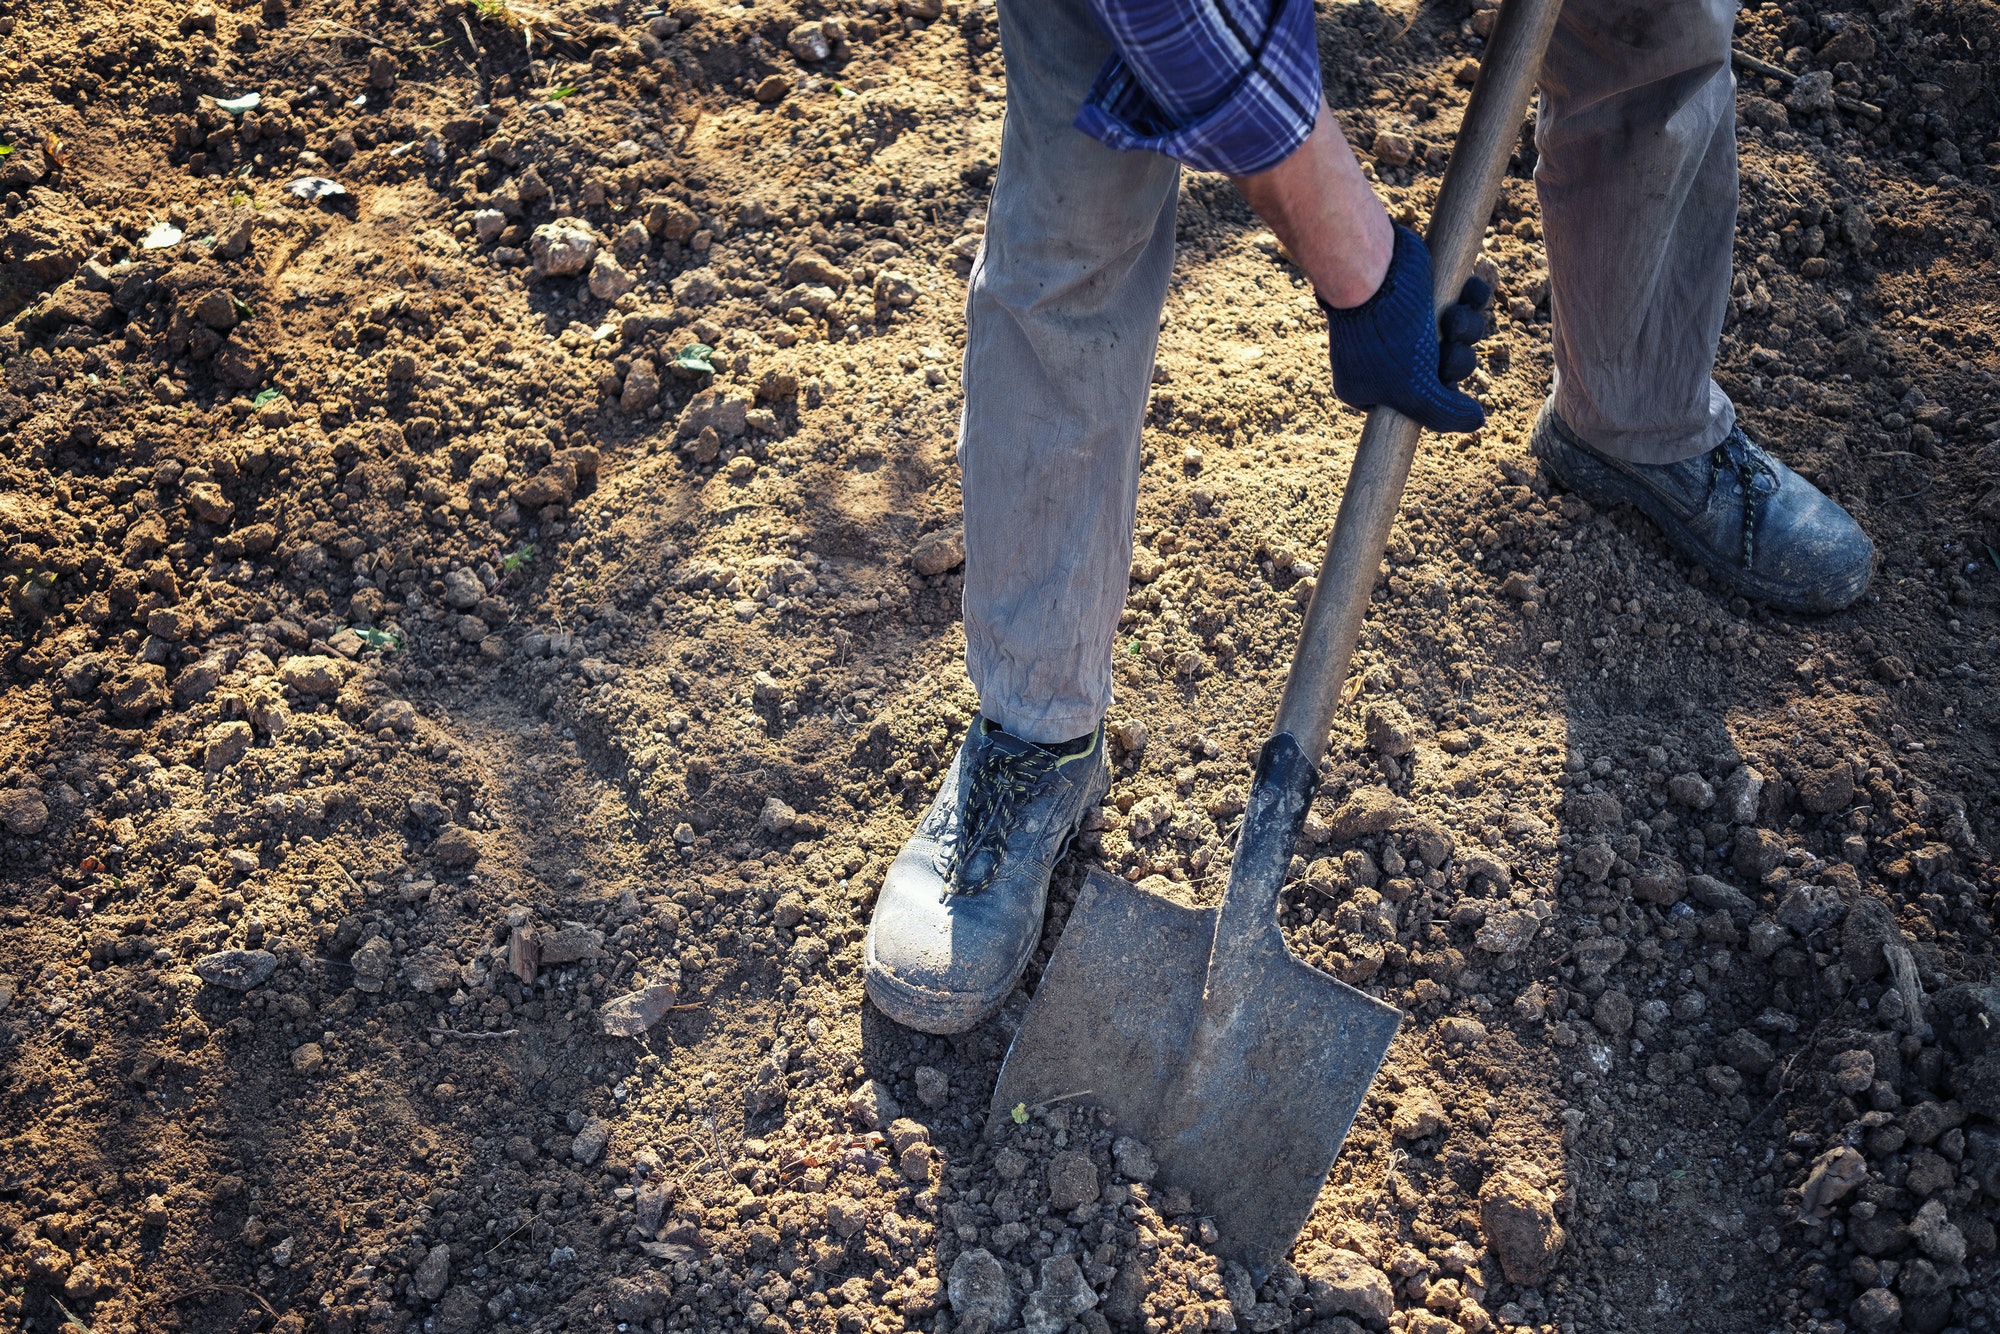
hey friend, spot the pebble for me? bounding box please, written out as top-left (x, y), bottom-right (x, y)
top-left (0, 789), bottom-right (50, 836)
top-left (1362, 701), bottom-right (1417, 757)
top-left (195, 948), bottom-right (278, 991)
top-left (847, 1078), bottom-right (901, 1130)
top-left (600, 982), bottom-right (680, 1037)
top-left (948, 1248), bottom-right (1014, 1332)
top-left (1391, 1087), bottom-right (1447, 1140)
top-left (528, 221), bottom-right (599, 280)
top-left (1372, 131), bottom-right (1415, 167)
top-left (1112, 1135), bottom-right (1158, 1181)
top-left (1021, 1255), bottom-right (1098, 1334)
top-left (911, 528), bottom-right (966, 576)
top-left (1305, 1250), bottom-right (1394, 1325)
top-left (350, 936), bottom-right (394, 993)
top-left (414, 1243), bottom-right (452, 1301)
top-left (913, 1065), bottom-right (949, 1108)
top-left (290, 1042), bottom-right (325, 1075)
top-left (1478, 1162), bottom-right (1565, 1285)
top-left (1045, 1150), bottom-right (1099, 1210)
top-left (571, 1115), bottom-right (609, 1165)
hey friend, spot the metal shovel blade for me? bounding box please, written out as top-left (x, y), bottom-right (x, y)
top-left (992, 736), bottom-right (1403, 1271)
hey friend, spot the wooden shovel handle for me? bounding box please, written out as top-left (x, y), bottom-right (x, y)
top-left (1271, 0), bottom-right (1564, 763)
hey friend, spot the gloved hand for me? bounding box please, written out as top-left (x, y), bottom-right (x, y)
top-left (1320, 223), bottom-right (1491, 434)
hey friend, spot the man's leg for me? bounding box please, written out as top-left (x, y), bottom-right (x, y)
top-left (1536, 0), bottom-right (1739, 465)
top-left (1529, 0), bottom-right (1873, 611)
top-left (959, 0), bottom-right (1181, 745)
top-left (864, 0), bottom-right (1179, 1034)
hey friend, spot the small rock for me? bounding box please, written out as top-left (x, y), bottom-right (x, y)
top-left (413, 1242), bottom-right (451, 1301)
top-left (948, 1248), bottom-right (1014, 1333)
top-left (1479, 1162), bottom-right (1565, 1285)
top-left (752, 73), bottom-right (792, 103)
top-left (1797, 764), bottom-right (1854, 815)
top-left (1362, 701), bottom-right (1417, 757)
top-left (847, 1079), bottom-right (902, 1130)
top-left (1045, 1150), bottom-right (1099, 1210)
top-left (195, 948), bottom-right (278, 991)
top-left (367, 46), bottom-right (400, 91)
top-left (1591, 989), bottom-right (1634, 1036)
top-left (620, 359), bottom-right (661, 413)
top-left (404, 949), bottom-right (460, 993)
top-left (911, 528), bottom-right (966, 576)
top-left (1438, 1016), bottom-right (1490, 1047)
top-left (204, 719), bottom-right (254, 772)
top-left (587, 252), bottom-right (635, 301)
top-left (538, 926), bottom-right (604, 964)
top-left (1372, 131), bottom-right (1415, 167)
top-left (1850, 1288), bottom-right (1900, 1332)
top-left (1799, 1145), bottom-right (1866, 1221)
top-left (571, 1116), bottom-right (609, 1164)
top-left (1393, 1087), bottom-right (1447, 1140)
top-left (291, 1042), bottom-right (325, 1075)
top-left (1306, 1250), bottom-right (1394, 1325)
top-left (1474, 909), bottom-right (1539, 954)
top-left (787, 20), bottom-right (832, 60)
top-left (1112, 1136), bottom-right (1158, 1181)
top-left (1908, 1198), bottom-right (1966, 1265)
top-left (1721, 765), bottom-right (1764, 825)
top-left (1785, 69), bottom-right (1836, 116)
top-left (1667, 772), bottom-right (1715, 809)
top-left (913, 1065), bottom-right (949, 1108)
top-left (1021, 1255), bottom-right (1097, 1334)
top-left (0, 789), bottom-right (50, 836)
top-left (758, 796), bottom-right (797, 833)
top-left (1322, 786), bottom-right (1409, 840)
top-left (529, 221), bottom-right (600, 280)
top-left (350, 936), bottom-right (394, 993)
top-left (1828, 1048), bottom-right (1876, 1095)
top-left (277, 654), bottom-right (348, 694)
top-left (443, 567), bottom-right (482, 610)
top-left (600, 983), bottom-right (680, 1037)
top-left (430, 825), bottom-right (483, 868)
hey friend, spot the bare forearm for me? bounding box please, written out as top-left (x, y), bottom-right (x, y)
top-left (1232, 103), bottom-right (1394, 309)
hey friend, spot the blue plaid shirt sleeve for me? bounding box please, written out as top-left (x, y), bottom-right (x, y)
top-left (1073, 0), bottom-right (1323, 177)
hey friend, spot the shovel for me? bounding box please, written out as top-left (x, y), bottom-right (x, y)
top-left (989, 0), bottom-right (1564, 1273)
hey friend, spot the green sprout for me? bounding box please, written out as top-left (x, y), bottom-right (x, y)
top-left (1010, 1102), bottom-right (1029, 1126)
top-left (501, 544), bottom-right (537, 576)
top-left (351, 627), bottom-right (403, 651)
top-left (547, 84), bottom-right (580, 99)
top-left (672, 343), bottom-right (715, 374)
top-left (252, 388), bottom-right (282, 407)
top-left (0, 145), bottom-right (15, 159)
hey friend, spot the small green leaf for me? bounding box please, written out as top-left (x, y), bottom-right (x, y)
top-left (1010, 1102), bottom-right (1029, 1125)
top-left (501, 544), bottom-right (537, 575)
top-left (352, 627), bottom-right (403, 651)
top-left (547, 84), bottom-right (580, 99)
top-left (673, 343), bottom-right (715, 374)
top-left (232, 295), bottom-right (255, 321)
top-left (252, 388), bottom-right (281, 406)
top-left (0, 145), bottom-right (15, 158)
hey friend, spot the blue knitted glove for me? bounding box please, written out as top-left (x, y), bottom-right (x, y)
top-left (1320, 223), bottom-right (1491, 434)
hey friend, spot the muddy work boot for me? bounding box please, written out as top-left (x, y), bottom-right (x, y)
top-left (864, 718), bottom-right (1109, 1035)
top-left (1530, 400), bottom-right (1873, 613)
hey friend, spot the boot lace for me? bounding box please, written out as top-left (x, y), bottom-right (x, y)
top-left (1707, 429), bottom-right (1780, 569)
top-left (948, 743), bottom-right (1060, 895)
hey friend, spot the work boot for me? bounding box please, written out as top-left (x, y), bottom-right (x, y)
top-left (864, 718), bottom-right (1110, 1035)
top-left (1529, 400), bottom-right (1873, 613)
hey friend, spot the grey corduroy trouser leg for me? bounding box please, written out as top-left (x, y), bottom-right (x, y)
top-left (960, 0), bottom-right (1743, 743)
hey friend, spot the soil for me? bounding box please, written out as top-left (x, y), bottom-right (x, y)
top-left (2, 1), bottom-right (1999, 1333)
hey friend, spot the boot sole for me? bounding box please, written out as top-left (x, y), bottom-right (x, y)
top-left (1529, 407), bottom-right (1870, 614)
top-left (863, 758), bottom-right (1111, 1036)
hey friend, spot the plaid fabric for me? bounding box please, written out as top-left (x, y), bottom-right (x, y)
top-left (1073, 0), bottom-right (1322, 176)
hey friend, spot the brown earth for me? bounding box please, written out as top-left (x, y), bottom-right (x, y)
top-left (2, 1), bottom-right (1999, 1333)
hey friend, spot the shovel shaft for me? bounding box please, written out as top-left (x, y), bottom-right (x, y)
top-left (1271, 0), bottom-right (1565, 765)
